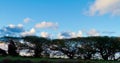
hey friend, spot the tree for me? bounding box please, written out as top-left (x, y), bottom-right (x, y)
top-left (23, 36), bottom-right (50, 57)
top-left (52, 38), bottom-right (78, 59)
top-left (75, 37), bottom-right (96, 59)
top-left (8, 40), bottom-right (18, 56)
top-left (93, 36), bottom-right (120, 60)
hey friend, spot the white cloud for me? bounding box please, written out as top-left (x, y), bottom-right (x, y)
top-left (21, 28), bottom-right (36, 36)
top-left (0, 43), bottom-right (8, 51)
top-left (18, 24), bottom-right (23, 28)
top-left (35, 21), bottom-right (58, 29)
top-left (0, 24), bottom-right (24, 36)
top-left (9, 24), bottom-right (15, 28)
top-left (77, 31), bottom-right (82, 37)
top-left (8, 24), bottom-right (23, 28)
top-left (87, 0), bottom-right (120, 16)
top-left (57, 32), bottom-right (71, 39)
top-left (40, 32), bottom-right (51, 38)
top-left (57, 31), bottom-right (83, 39)
top-left (87, 29), bottom-right (100, 36)
top-left (24, 17), bottom-right (32, 23)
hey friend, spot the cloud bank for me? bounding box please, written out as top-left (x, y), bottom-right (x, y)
top-left (58, 31), bottom-right (82, 39)
top-left (87, 29), bottom-right (100, 36)
top-left (40, 32), bottom-right (51, 38)
top-left (35, 21), bottom-right (58, 29)
top-left (87, 0), bottom-right (120, 16)
top-left (21, 28), bottom-right (36, 36)
top-left (24, 17), bottom-right (32, 23)
top-left (0, 24), bottom-right (24, 36)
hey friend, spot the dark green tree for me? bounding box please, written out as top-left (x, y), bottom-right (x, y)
top-left (75, 37), bottom-right (96, 59)
top-left (93, 36), bottom-right (120, 60)
top-left (52, 38), bottom-right (79, 59)
top-left (23, 36), bottom-right (50, 57)
top-left (8, 40), bottom-right (18, 56)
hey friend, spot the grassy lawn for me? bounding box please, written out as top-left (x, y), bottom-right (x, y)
top-left (0, 56), bottom-right (120, 63)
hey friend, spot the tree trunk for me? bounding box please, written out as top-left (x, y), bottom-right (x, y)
top-left (67, 54), bottom-right (74, 59)
top-left (102, 55), bottom-right (109, 60)
top-left (34, 46), bottom-right (42, 57)
top-left (84, 54), bottom-right (92, 60)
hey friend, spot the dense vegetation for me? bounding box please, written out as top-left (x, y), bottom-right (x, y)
top-left (1, 36), bottom-right (120, 63)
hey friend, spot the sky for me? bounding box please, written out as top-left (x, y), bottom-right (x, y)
top-left (0, 0), bottom-right (120, 39)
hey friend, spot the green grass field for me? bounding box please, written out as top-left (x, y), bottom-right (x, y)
top-left (0, 56), bottom-right (120, 63)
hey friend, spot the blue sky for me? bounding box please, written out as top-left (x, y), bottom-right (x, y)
top-left (0, 0), bottom-right (120, 39)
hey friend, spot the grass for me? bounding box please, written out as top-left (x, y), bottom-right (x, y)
top-left (0, 56), bottom-right (42, 62)
top-left (0, 56), bottom-right (120, 63)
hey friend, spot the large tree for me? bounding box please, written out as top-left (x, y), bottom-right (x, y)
top-left (92, 36), bottom-right (120, 60)
top-left (52, 38), bottom-right (79, 59)
top-left (23, 36), bottom-right (50, 57)
top-left (71, 37), bottom-right (96, 59)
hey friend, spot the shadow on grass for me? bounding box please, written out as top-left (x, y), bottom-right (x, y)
top-left (0, 56), bottom-right (120, 63)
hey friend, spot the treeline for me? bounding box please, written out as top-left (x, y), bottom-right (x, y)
top-left (1, 36), bottom-right (120, 60)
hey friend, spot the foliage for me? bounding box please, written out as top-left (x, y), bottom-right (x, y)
top-left (1, 36), bottom-right (120, 61)
top-left (22, 36), bottom-right (51, 57)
